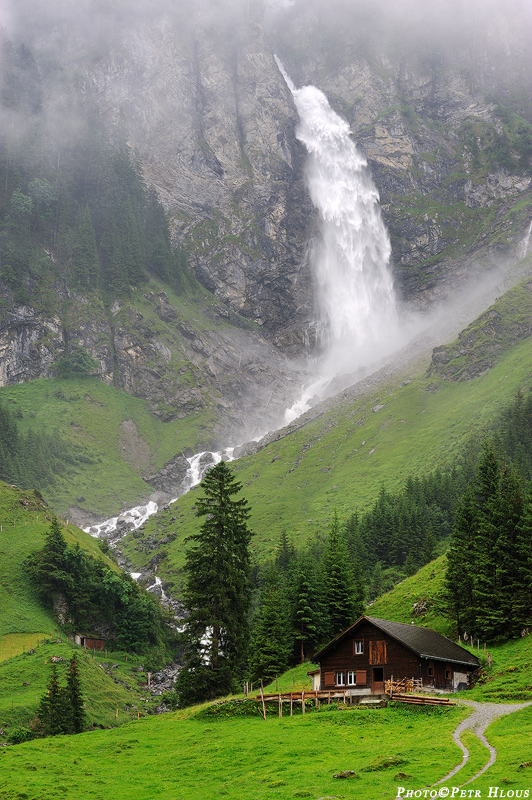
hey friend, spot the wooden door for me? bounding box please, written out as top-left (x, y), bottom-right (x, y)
top-left (372, 667), bottom-right (384, 694)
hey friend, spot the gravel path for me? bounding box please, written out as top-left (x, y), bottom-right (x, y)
top-left (433, 699), bottom-right (532, 786)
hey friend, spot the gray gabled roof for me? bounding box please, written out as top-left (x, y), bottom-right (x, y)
top-left (315, 616), bottom-right (480, 667)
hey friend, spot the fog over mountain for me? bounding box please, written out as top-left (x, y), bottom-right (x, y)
top-left (0, 0), bottom-right (531, 520)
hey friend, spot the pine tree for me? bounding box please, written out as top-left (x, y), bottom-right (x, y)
top-left (444, 484), bottom-right (477, 637)
top-left (65, 655), bottom-right (85, 734)
top-left (176, 461), bottom-right (253, 706)
top-left (514, 491), bottom-right (532, 632)
top-left (25, 517), bottom-right (72, 602)
top-left (36, 666), bottom-right (69, 737)
top-left (71, 204), bottom-right (100, 288)
top-left (249, 567), bottom-right (292, 684)
top-left (322, 511), bottom-right (362, 638)
top-left (289, 556), bottom-right (326, 663)
top-left (475, 464), bottom-right (525, 640)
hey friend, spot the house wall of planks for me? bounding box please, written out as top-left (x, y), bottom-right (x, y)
top-left (318, 619), bottom-right (458, 693)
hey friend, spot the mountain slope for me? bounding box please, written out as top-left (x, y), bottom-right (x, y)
top-left (117, 269), bottom-right (532, 587)
top-left (0, 275), bottom-right (306, 523)
top-left (0, 483), bottom-right (119, 636)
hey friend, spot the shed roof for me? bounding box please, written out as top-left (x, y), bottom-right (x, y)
top-left (315, 616), bottom-right (480, 667)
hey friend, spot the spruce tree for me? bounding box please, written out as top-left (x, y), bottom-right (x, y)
top-left (176, 461), bottom-right (253, 706)
top-left (36, 666), bottom-right (69, 737)
top-left (25, 517), bottom-right (72, 602)
top-left (444, 484), bottom-right (477, 637)
top-left (71, 204), bottom-right (100, 288)
top-left (475, 464), bottom-right (525, 640)
top-left (322, 511), bottom-right (363, 638)
top-left (65, 655), bottom-right (85, 734)
top-left (514, 491), bottom-right (532, 632)
top-left (249, 567), bottom-right (292, 684)
top-left (290, 555), bottom-right (326, 663)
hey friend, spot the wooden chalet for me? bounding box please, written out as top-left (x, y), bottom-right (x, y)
top-left (314, 616), bottom-right (480, 695)
top-left (74, 634), bottom-right (106, 651)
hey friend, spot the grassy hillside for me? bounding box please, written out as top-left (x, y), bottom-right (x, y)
top-left (0, 274), bottom-right (266, 519)
top-left (0, 482), bottom-right (165, 740)
top-left (0, 640), bottom-right (158, 739)
top-left (0, 483), bottom-right (119, 637)
top-left (120, 277), bottom-right (532, 587)
top-left (369, 554), bottom-right (451, 634)
top-left (0, 375), bottom-right (213, 519)
top-left (0, 702), bottom-right (471, 800)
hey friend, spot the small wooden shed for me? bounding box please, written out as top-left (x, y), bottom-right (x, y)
top-left (314, 616), bottom-right (480, 695)
top-left (75, 634), bottom-right (106, 651)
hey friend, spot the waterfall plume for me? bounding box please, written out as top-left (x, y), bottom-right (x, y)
top-left (277, 58), bottom-right (400, 422)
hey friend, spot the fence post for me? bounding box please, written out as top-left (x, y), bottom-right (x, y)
top-left (260, 685), bottom-right (266, 721)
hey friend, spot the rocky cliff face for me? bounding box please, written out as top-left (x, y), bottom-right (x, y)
top-left (80, 13), bottom-right (315, 352)
top-left (0, 280), bottom-right (306, 447)
top-left (272, 0), bottom-right (532, 306)
top-left (1, 0), bottom-right (531, 446)
top-left (65, 0), bottom-right (532, 340)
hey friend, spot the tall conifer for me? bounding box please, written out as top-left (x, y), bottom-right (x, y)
top-left (176, 461), bottom-right (253, 706)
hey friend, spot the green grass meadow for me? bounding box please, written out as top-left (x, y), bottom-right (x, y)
top-left (0, 702), bottom-right (470, 800)
top-left (0, 483), bottom-right (118, 637)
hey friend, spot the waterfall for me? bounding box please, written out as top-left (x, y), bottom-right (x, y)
top-left (519, 220), bottom-right (532, 259)
top-left (85, 65), bottom-right (401, 542)
top-left (277, 59), bottom-right (400, 423)
top-left (84, 448), bottom-right (235, 539)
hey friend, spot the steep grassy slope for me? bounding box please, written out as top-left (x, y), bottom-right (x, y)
top-left (0, 273), bottom-right (303, 521)
top-left (0, 377), bottom-right (210, 519)
top-left (0, 483), bottom-right (163, 738)
top-left (0, 640), bottom-right (159, 738)
top-left (120, 276), bottom-right (532, 587)
top-left (0, 483), bottom-right (118, 636)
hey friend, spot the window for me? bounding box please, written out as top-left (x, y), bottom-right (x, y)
top-left (428, 661), bottom-right (434, 677)
top-left (336, 671), bottom-right (345, 686)
top-left (445, 667), bottom-right (452, 680)
top-left (347, 671), bottom-right (356, 685)
top-left (353, 640), bottom-right (364, 655)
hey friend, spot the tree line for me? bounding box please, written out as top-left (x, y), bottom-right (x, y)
top-left (445, 441), bottom-right (532, 641)
top-left (0, 399), bottom-right (96, 491)
top-left (0, 31), bottom-right (189, 306)
top-left (25, 518), bottom-right (172, 661)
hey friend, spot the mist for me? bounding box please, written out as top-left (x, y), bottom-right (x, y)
top-left (1, 0), bottom-right (531, 434)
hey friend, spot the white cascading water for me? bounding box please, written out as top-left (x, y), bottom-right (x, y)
top-left (85, 66), bottom-right (401, 553)
top-left (277, 59), bottom-right (400, 424)
top-left (519, 220), bottom-right (532, 259)
top-left (84, 448), bottom-right (235, 543)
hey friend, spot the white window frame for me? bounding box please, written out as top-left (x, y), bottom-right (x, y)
top-left (347, 670), bottom-right (356, 685)
top-left (336, 671), bottom-right (346, 686)
top-left (354, 640), bottom-right (364, 655)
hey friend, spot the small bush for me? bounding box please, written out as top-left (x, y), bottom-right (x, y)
top-left (6, 726), bottom-right (33, 744)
